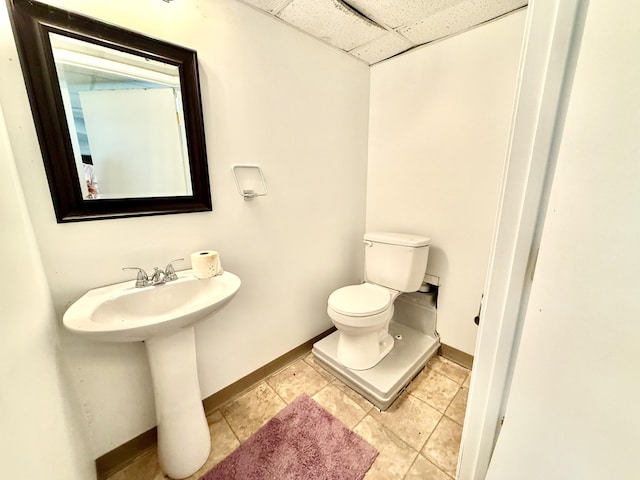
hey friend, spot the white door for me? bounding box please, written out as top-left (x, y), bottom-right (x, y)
top-left (458, 0), bottom-right (583, 476)
top-left (485, 0), bottom-right (640, 477)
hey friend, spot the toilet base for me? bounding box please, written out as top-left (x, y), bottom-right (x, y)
top-left (336, 330), bottom-right (394, 370)
top-left (312, 321), bottom-right (440, 411)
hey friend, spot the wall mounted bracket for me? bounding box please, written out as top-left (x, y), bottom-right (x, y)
top-left (232, 164), bottom-right (268, 201)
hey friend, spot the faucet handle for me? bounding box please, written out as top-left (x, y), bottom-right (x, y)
top-left (164, 258), bottom-right (184, 281)
top-left (122, 267), bottom-right (150, 288)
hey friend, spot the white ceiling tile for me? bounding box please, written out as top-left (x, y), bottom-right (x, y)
top-left (241, 0), bottom-right (285, 12)
top-left (235, 0), bottom-right (527, 64)
top-left (277, 0), bottom-right (386, 51)
top-left (350, 33), bottom-right (414, 65)
top-left (347, 0), bottom-right (466, 29)
top-left (398, 0), bottom-right (526, 45)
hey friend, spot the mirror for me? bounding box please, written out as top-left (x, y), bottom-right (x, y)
top-left (7, 0), bottom-right (212, 222)
top-left (50, 33), bottom-right (193, 200)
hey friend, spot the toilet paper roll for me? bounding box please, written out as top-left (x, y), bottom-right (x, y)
top-left (191, 250), bottom-right (224, 279)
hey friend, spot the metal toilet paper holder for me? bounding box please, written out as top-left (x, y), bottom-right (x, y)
top-left (232, 164), bottom-right (268, 200)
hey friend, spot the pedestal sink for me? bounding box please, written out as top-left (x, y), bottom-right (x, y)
top-left (63, 269), bottom-right (241, 479)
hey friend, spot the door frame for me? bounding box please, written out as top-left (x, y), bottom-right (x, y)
top-left (457, 0), bottom-right (585, 478)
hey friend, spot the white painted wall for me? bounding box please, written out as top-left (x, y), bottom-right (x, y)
top-left (0, 0), bottom-right (369, 459)
top-left (487, 0), bottom-right (640, 477)
top-left (367, 10), bottom-right (526, 355)
top-left (0, 105), bottom-right (95, 478)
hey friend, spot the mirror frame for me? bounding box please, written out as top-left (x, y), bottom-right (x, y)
top-left (7, 0), bottom-right (212, 222)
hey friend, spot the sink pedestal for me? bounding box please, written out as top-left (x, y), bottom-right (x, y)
top-left (63, 270), bottom-right (242, 478)
top-left (145, 326), bottom-right (210, 479)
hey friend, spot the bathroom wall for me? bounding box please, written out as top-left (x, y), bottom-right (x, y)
top-left (0, 0), bottom-right (369, 458)
top-left (366, 10), bottom-right (526, 355)
top-left (0, 105), bottom-right (95, 478)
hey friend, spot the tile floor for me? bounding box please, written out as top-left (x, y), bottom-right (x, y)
top-left (107, 351), bottom-right (471, 480)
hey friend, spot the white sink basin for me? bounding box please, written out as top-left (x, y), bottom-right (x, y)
top-left (63, 268), bottom-right (241, 479)
top-left (63, 269), bottom-right (241, 342)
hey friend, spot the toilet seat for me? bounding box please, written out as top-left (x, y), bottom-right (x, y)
top-left (328, 283), bottom-right (392, 317)
top-left (327, 284), bottom-right (396, 370)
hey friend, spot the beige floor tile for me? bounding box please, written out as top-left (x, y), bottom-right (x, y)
top-left (109, 412), bottom-right (239, 480)
top-left (106, 449), bottom-right (164, 480)
top-left (208, 410), bottom-right (240, 459)
top-left (422, 416), bottom-right (463, 477)
top-left (405, 454), bottom-right (453, 480)
top-left (463, 372), bottom-right (471, 389)
top-left (369, 392), bottom-right (441, 451)
top-left (303, 352), bottom-right (337, 381)
top-left (445, 386), bottom-right (469, 425)
top-left (106, 350), bottom-right (469, 480)
top-left (311, 383), bottom-right (369, 429)
top-left (220, 381), bottom-right (286, 442)
top-left (428, 355), bottom-right (470, 384)
top-left (199, 410), bottom-right (240, 472)
top-left (354, 415), bottom-right (418, 480)
top-left (266, 358), bottom-right (331, 403)
top-left (408, 367), bottom-right (461, 413)
top-left (331, 379), bottom-right (375, 413)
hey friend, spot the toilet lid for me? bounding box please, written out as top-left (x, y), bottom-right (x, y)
top-left (328, 283), bottom-right (392, 317)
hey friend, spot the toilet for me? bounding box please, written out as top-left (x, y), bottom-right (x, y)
top-left (327, 232), bottom-right (431, 370)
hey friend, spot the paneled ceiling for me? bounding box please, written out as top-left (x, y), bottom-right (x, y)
top-left (238, 0), bottom-right (528, 65)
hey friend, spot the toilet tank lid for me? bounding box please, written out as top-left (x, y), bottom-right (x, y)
top-left (364, 232), bottom-right (431, 247)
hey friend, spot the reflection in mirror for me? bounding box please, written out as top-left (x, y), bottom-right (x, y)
top-left (7, 0), bottom-right (211, 222)
top-left (50, 34), bottom-right (193, 200)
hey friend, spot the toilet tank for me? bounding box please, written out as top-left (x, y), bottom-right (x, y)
top-left (364, 232), bottom-right (431, 292)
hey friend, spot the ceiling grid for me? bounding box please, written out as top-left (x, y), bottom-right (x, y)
top-left (240, 0), bottom-right (527, 64)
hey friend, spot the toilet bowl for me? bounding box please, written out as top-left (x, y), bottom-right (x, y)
top-left (328, 283), bottom-right (400, 370)
top-left (327, 232), bottom-right (431, 371)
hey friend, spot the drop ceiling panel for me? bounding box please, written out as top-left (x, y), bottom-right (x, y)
top-left (242, 0), bottom-right (283, 12)
top-left (277, 0), bottom-right (386, 51)
top-left (237, 0), bottom-right (527, 64)
top-left (398, 0), bottom-right (527, 45)
top-left (347, 0), bottom-right (466, 29)
top-left (350, 33), bottom-right (414, 65)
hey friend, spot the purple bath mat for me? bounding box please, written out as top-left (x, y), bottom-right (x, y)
top-left (200, 394), bottom-right (378, 480)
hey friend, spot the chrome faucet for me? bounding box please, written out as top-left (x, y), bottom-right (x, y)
top-left (123, 258), bottom-right (184, 287)
top-left (149, 267), bottom-right (166, 285)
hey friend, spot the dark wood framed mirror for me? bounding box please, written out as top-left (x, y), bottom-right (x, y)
top-left (7, 0), bottom-right (212, 222)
